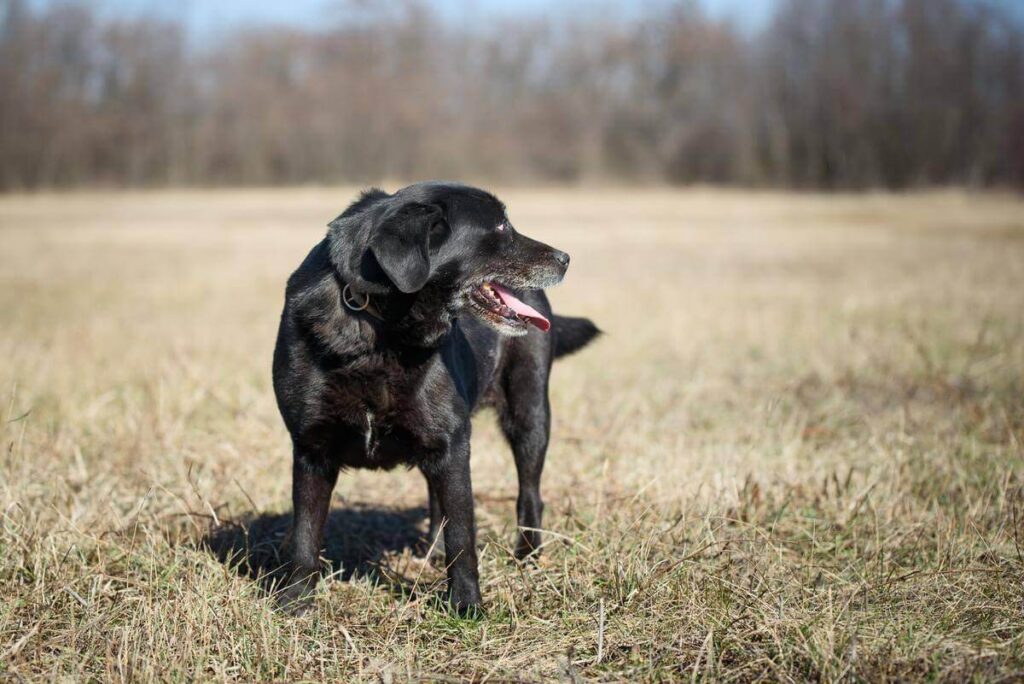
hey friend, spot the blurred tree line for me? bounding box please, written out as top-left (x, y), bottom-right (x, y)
top-left (1, 0), bottom-right (1021, 190)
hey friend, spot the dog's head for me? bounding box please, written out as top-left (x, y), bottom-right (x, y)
top-left (328, 183), bottom-right (569, 340)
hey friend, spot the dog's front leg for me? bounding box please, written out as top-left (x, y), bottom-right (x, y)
top-left (279, 452), bottom-right (338, 613)
top-left (424, 430), bottom-right (482, 614)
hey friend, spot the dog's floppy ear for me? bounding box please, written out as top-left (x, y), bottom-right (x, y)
top-left (368, 202), bottom-right (441, 294)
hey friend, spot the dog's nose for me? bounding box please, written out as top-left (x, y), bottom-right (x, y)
top-left (553, 251), bottom-right (570, 268)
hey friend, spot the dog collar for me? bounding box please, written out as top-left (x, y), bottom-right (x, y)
top-left (342, 283), bottom-right (385, 321)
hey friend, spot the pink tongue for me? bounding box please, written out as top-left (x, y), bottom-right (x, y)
top-left (491, 284), bottom-right (551, 332)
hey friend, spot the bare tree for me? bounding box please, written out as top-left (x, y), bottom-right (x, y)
top-left (1, 0), bottom-right (1021, 190)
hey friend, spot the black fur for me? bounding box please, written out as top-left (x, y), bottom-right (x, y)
top-left (552, 315), bottom-right (601, 359)
top-left (271, 182), bottom-right (598, 614)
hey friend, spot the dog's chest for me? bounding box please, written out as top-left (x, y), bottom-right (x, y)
top-left (320, 357), bottom-right (462, 467)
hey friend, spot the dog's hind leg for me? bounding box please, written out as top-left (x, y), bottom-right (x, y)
top-left (499, 352), bottom-right (552, 561)
top-left (421, 469), bottom-right (446, 559)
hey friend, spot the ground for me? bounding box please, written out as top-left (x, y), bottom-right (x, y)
top-left (1, 188), bottom-right (1023, 681)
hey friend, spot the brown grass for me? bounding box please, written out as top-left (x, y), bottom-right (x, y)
top-left (1, 188), bottom-right (1023, 681)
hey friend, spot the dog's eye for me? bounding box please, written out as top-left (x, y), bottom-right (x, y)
top-left (496, 222), bottom-right (508, 233)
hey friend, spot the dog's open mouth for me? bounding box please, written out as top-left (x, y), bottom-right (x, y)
top-left (469, 282), bottom-right (551, 332)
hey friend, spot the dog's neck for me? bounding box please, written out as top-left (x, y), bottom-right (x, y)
top-left (325, 224), bottom-right (460, 350)
top-left (333, 277), bottom-right (458, 353)
top-left (335, 273), bottom-right (385, 322)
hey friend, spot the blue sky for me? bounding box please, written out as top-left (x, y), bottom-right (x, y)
top-left (30, 0), bottom-right (778, 38)
top-left (26, 0), bottom-right (1020, 40)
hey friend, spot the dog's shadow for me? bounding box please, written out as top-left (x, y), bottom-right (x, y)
top-left (202, 502), bottom-right (429, 593)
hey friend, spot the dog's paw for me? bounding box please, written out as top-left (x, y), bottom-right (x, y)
top-left (514, 539), bottom-right (542, 563)
top-left (450, 599), bottom-right (485, 620)
top-left (447, 585), bottom-right (484, 618)
top-left (275, 583), bottom-right (316, 616)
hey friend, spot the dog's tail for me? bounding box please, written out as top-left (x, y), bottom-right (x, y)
top-left (552, 315), bottom-right (600, 359)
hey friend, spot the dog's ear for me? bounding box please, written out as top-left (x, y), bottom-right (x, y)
top-left (368, 202), bottom-right (441, 294)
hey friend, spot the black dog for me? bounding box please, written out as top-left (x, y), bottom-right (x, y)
top-left (272, 182), bottom-right (598, 613)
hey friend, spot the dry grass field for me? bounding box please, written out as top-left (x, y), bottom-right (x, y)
top-left (2, 188), bottom-right (1024, 681)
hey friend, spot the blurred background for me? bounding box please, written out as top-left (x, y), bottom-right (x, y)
top-left (2, 0), bottom-right (1022, 191)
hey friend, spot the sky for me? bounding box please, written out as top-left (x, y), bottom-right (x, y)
top-left (25, 0), bottom-right (1021, 41)
top-left (28, 0), bottom-right (779, 39)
